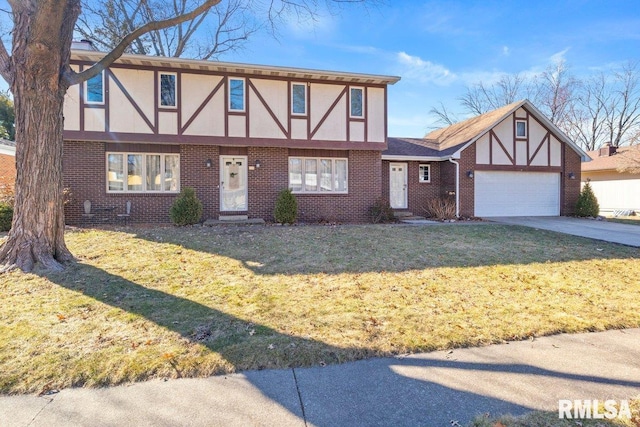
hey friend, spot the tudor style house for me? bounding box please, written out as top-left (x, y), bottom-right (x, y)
top-left (383, 100), bottom-right (590, 218)
top-left (62, 46), bottom-right (400, 224)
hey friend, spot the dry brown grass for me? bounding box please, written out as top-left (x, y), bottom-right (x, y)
top-left (1, 224), bottom-right (639, 395)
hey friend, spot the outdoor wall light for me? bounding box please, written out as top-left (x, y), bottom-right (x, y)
top-left (205, 159), bottom-right (212, 168)
top-left (255, 160), bottom-right (261, 169)
top-left (568, 172), bottom-right (576, 180)
top-left (466, 170), bottom-right (474, 178)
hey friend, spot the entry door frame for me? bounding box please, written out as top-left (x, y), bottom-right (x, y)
top-left (220, 155), bottom-right (248, 211)
top-left (389, 162), bottom-right (408, 209)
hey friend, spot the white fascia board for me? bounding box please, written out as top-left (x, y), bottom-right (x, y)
top-left (381, 155), bottom-right (445, 162)
top-left (0, 145), bottom-right (15, 156)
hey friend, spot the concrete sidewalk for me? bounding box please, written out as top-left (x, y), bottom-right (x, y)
top-left (2, 329), bottom-right (639, 426)
top-left (488, 216), bottom-right (640, 247)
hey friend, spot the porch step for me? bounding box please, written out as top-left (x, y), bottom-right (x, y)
top-left (204, 217), bottom-right (265, 226)
top-left (219, 215), bottom-right (249, 221)
top-left (393, 211), bottom-right (414, 218)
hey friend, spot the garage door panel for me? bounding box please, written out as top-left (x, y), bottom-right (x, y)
top-left (475, 171), bottom-right (560, 217)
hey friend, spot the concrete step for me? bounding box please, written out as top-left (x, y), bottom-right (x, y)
top-left (219, 215), bottom-right (249, 221)
top-left (204, 218), bottom-right (265, 226)
top-left (393, 211), bottom-right (414, 218)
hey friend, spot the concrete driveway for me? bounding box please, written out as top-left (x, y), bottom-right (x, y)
top-left (488, 216), bottom-right (640, 247)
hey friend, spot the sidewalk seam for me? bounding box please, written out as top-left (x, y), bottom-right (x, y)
top-left (291, 368), bottom-right (308, 427)
top-left (27, 396), bottom-right (54, 426)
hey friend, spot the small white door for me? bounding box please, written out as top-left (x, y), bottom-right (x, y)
top-left (220, 156), bottom-right (248, 211)
top-left (389, 163), bottom-right (408, 209)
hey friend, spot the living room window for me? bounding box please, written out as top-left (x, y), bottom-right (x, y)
top-left (419, 164), bottom-right (431, 183)
top-left (107, 153), bottom-right (180, 193)
top-left (289, 157), bottom-right (348, 193)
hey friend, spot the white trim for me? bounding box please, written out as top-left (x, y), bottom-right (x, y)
top-left (220, 155), bottom-right (248, 211)
top-left (289, 157), bottom-right (348, 194)
top-left (106, 152), bottom-right (180, 194)
top-left (291, 83), bottom-right (307, 116)
top-left (228, 77), bottom-right (246, 112)
top-left (382, 155), bottom-right (444, 162)
top-left (0, 144), bottom-right (15, 156)
top-left (349, 86), bottom-right (365, 118)
top-left (516, 119), bottom-right (527, 138)
top-left (84, 70), bottom-right (105, 105)
top-left (158, 72), bottom-right (178, 108)
top-left (419, 164), bottom-right (431, 183)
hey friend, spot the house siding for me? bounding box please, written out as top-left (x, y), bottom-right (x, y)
top-left (0, 153), bottom-right (16, 191)
top-left (563, 148), bottom-right (581, 216)
top-left (63, 141), bottom-right (380, 224)
top-left (382, 160), bottom-right (441, 215)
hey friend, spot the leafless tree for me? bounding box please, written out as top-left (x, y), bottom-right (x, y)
top-left (617, 147), bottom-right (640, 173)
top-left (459, 73), bottom-right (527, 115)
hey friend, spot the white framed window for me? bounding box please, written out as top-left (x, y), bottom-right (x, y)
top-left (516, 120), bottom-right (527, 138)
top-left (84, 71), bottom-right (104, 104)
top-left (419, 164), bottom-right (431, 183)
top-left (159, 72), bottom-right (177, 108)
top-left (289, 157), bottom-right (348, 194)
top-left (292, 83), bottom-right (307, 115)
top-left (229, 77), bottom-right (245, 112)
top-left (107, 152), bottom-right (180, 193)
top-left (350, 87), bottom-right (364, 118)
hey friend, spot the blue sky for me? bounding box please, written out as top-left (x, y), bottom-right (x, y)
top-left (218, 0), bottom-right (640, 137)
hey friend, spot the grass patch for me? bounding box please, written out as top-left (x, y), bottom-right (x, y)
top-left (1, 224), bottom-right (639, 394)
top-left (607, 216), bottom-right (640, 226)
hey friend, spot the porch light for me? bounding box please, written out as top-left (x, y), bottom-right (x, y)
top-left (205, 159), bottom-right (212, 168)
top-left (466, 170), bottom-right (474, 178)
top-left (568, 172), bottom-right (576, 180)
top-left (255, 160), bottom-right (261, 169)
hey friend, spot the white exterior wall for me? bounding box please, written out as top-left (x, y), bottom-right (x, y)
top-left (583, 171), bottom-right (640, 213)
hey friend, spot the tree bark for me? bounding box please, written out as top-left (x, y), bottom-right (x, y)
top-left (0, 1), bottom-right (80, 272)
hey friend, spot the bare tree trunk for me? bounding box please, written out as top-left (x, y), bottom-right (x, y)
top-left (0, 1), bottom-right (79, 272)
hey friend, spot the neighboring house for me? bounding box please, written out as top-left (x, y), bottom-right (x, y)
top-left (62, 47), bottom-right (400, 223)
top-left (0, 139), bottom-right (16, 192)
top-left (582, 144), bottom-right (640, 215)
top-left (383, 100), bottom-right (590, 217)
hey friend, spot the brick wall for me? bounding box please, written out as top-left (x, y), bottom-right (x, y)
top-left (563, 148), bottom-right (582, 216)
top-left (382, 160), bottom-right (441, 215)
top-left (457, 145), bottom-right (476, 217)
top-left (63, 141), bottom-right (382, 224)
top-left (0, 153), bottom-right (16, 191)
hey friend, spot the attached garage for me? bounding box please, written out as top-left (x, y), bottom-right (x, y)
top-left (474, 171), bottom-right (560, 217)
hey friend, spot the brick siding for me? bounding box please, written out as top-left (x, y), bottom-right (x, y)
top-left (382, 160), bottom-right (441, 215)
top-left (0, 153), bottom-right (16, 191)
top-left (63, 141), bottom-right (381, 224)
top-left (562, 148), bottom-right (582, 216)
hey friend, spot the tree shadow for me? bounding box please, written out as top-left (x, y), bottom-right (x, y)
top-left (125, 223), bottom-right (640, 276)
top-left (40, 264), bottom-right (640, 426)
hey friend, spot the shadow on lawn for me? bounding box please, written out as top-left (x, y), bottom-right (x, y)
top-left (41, 263), bottom-right (640, 425)
top-left (129, 224), bottom-right (640, 276)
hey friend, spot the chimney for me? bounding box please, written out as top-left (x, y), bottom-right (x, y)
top-left (599, 142), bottom-right (617, 157)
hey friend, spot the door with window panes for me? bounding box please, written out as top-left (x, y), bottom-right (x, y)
top-left (220, 156), bottom-right (248, 211)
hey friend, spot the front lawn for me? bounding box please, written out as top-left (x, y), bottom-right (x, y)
top-left (1, 224), bottom-right (639, 394)
top-left (608, 216), bottom-right (640, 226)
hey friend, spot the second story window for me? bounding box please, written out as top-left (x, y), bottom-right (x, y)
top-left (160, 73), bottom-right (176, 107)
top-left (85, 71), bottom-right (104, 104)
top-left (350, 87), bottom-right (364, 118)
top-left (516, 120), bottom-right (527, 138)
top-left (229, 78), bottom-right (245, 112)
top-left (292, 83), bottom-right (306, 115)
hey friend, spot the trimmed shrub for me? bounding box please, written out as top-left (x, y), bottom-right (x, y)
top-left (575, 181), bottom-right (600, 217)
top-left (274, 188), bottom-right (297, 224)
top-left (369, 197), bottom-right (395, 224)
top-left (170, 187), bottom-right (203, 225)
top-left (0, 202), bottom-right (12, 232)
top-left (423, 196), bottom-right (457, 220)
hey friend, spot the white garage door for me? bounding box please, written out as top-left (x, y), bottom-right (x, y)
top-left (475, 171), bottom-right (560, 217)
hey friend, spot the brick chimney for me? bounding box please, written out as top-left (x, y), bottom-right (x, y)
top-left (599, 143), bottom-right (617, 157)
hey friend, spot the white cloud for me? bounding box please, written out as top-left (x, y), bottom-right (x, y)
top-left (502, 46), bottom-right (510, 56)
top-left (395, 51), bottom-right (456, 86)
top-left (550, 47), bottom-right (571, 64)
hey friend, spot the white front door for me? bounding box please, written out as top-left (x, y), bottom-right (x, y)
top-left (389, 163), bottom-right (408, 209)
top-left (220, 156), bottom-right (248, 211)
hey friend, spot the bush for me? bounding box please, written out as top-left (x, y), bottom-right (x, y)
top-left (369, 197), bottom-right (395, 224)
top-left (0, 202), bottom-right (12, 231)
top-left (170, 187), bottom-right (203, 225)
top-left (423, 196), bottom-right (457, 220)
top-left (274, 188), bottom-right (297, 224)
top-left (575, 181), bottom-right (600, 217)
top-left (0, 184), bottom-right (14, 206)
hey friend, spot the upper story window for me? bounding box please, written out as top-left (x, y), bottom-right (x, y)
top-left (419, 164), bottom-right (431, 183)
top-left (350, 87), bottom-right (364, 118)
top-left (229, 78), bottom-right (245, 112)
top-left (292, 83), bottom-right (307, 115)
top-left (107, 152), bottom-right (180, 193)
top-left (516, 120), bottom-right (527, 138)
top-left (85, 71), bottom-right (104, 104)
top-left (159, 73), bottom-right (177, 108)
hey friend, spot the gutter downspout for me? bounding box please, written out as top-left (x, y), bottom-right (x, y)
top-left (448, 158), bottom-right (460, 218)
